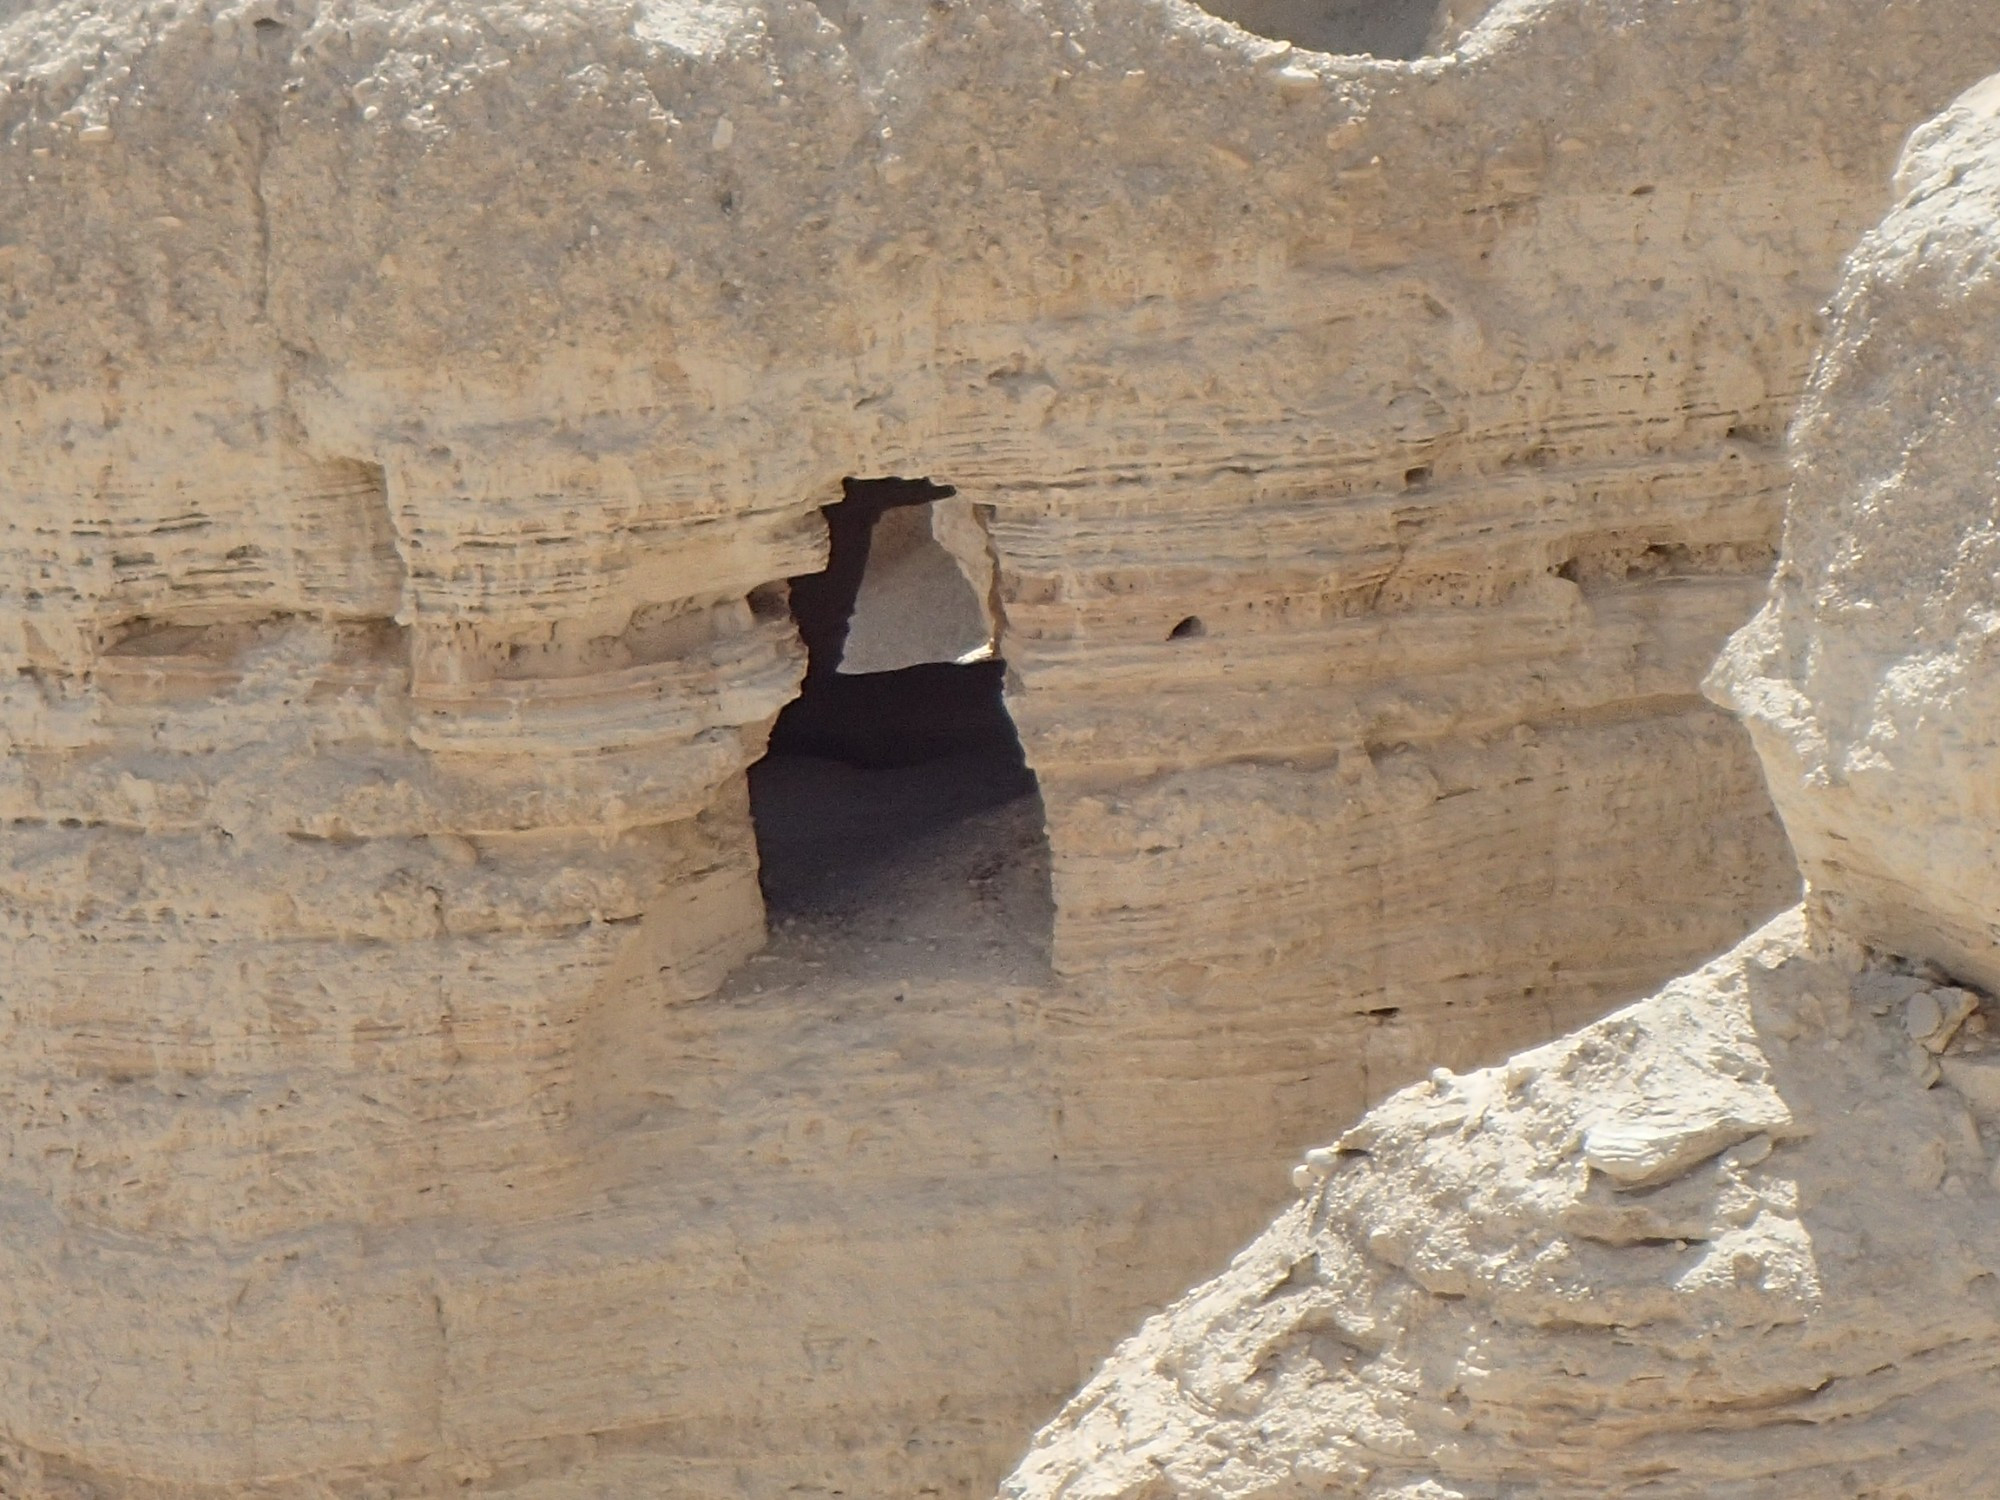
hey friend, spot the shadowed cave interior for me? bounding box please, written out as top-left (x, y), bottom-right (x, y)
top-left (746, 479), bottom-right (1052, 968)
top-left (1193, 0), bottom-right (1454, 57)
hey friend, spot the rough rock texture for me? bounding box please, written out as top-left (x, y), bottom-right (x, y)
top-left (838, 498), bottom-right (995, 673)
top-left (1005, 914), bottom-right (2000, 1498)
top-left (3, 0), bottom-right (1998, 1495)
top-left (1004, 73), bottom-right (2000, 1500)
top-left (1713, 74), bottom-right (2000, 1000)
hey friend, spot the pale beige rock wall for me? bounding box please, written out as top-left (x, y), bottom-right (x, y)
top-left (1004, 77), bottom-right (2000, 1495)
top-left (0, 0), bottom-right (1995, 1495)
top-left (1006, 913), bottom-right (2000, 1499)
top-left (1713, 73), bottom-right (2000, 999)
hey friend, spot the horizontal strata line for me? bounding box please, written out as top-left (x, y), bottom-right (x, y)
top-left (952, 434), bottom-right (1781, 506)
top-left (986, 461), bottom-right (1784, 551)
top-left (1008, 581), bottom-right (1763, 683)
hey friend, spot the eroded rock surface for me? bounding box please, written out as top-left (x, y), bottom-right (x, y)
top-left (1006, 914), bottom-right (2000, 1499)
top-left (1005, 72), bottom-right (2000, 1500)
top-left (3, 0), bottom-right (1998, 1495)
top-left (1711, 74), bottom-right (2000, 998)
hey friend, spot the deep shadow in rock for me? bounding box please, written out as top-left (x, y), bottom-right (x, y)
top-left (767, 657), bottom-right (1022, 769)
top-left (749, 748), bottom-right (1050, 948)
top-left (750, 477), bottom-right (1051, 964)
top-left (1195, 0), bottom-right (1445, 57)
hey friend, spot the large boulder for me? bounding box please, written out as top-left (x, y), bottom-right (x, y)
top-left (1711, 75), bottom-right (2000, 996)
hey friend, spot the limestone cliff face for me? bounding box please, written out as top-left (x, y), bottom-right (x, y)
top-left (1005, 72), bottom-right (2000, 1500)
top-left (1006, 914), bottom-right (2000, 1499)
top-left (1711, 75), bottom-right (2000, 1000)
top-left (0, 0), bottom-right (1995, 1495)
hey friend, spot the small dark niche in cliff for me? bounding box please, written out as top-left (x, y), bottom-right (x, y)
top-left (748, 479), bottom-right (1051, 963)
top-left (1193, 0), bottom-right (1449, 58)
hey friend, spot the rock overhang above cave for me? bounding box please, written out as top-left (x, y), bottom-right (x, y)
top-left (0, 0), bottom-right (1879, 390)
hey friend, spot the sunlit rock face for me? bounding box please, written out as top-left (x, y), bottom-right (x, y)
top-left (1, 0), bottom-right (1997, 1495)
top-left (1005, 912), bottom-right (2000, 1500)
top-left (1711, 76), bottom-right (2000, 997)
top-left (1006, 73), bottom-right (2000, 1500)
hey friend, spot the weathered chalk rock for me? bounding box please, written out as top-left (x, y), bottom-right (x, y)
top-left (1711, 74), bottom-right (2000, 998)
top-left (3, 0), bottom-right (1999, 1495)
top-left (1004, 914), bottom-right (2000, 1499)
top-left (839, 500), bottom-right (996, 673)
top-left (1004, 73), bottom-right (2000, 1500)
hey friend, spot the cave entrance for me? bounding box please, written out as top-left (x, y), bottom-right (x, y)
top-left (1190, 0), bottom-right (1488, 57)
top-left (747, 478), bottom-right (1051, 972)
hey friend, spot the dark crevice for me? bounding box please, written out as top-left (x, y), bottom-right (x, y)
top-left (749, 480), bottom-right (1050, 950)
top-left (785, 476), bottom-right (950, 677)
top-left (1194, 0), bottom-right (1451, 57)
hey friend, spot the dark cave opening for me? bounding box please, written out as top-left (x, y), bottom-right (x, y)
top-left (1192, 0), bottom-right (1456, 58)
top-left (748, 478), bottom-right (1048, 933)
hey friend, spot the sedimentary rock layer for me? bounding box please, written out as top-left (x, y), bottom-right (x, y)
top-left (1005, 914), bottom-right (2000, 1499)
top-left (1006, 71), bottom-right (2000, 1500)
top-left (1, 0), bottom-right (1997, 1495)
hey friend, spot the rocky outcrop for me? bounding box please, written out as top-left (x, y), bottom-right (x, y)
top-left (1003, 72), bottom-right (2000, 1500)
top-left (3, 1), bottom-right (1999, 1495)
top-left (1006, 913), bottom-right (2000, 1498)
top-left (1714, 74), bottom-right (2000, 1000)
